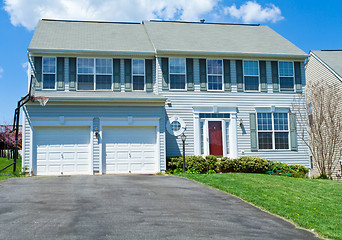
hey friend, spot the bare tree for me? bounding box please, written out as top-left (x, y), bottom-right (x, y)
top-left (292, 81), bottom-right (342, 178)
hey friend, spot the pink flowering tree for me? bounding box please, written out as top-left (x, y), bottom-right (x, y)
top-left (0, 125), bottom-right (22, 149)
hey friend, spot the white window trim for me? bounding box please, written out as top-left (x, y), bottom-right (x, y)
top-left (256, 111), bottom-right (290, 151)
top-left (132, 59), bottom-right (145, 91)
top-left (169, 58), bottom-right (187, 91)
top-left (42, 57), bottom-right (57, 90)
top-left (243, 60), bottom-right (260, 92)
top-left (278, 61), bottom-right (295, 92)
top-left (206, 59), bottom-right (223, 91)
top-left (77, 58), bottom-right (113, 91)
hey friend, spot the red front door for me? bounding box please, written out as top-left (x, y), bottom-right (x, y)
top-left (208, 121), bottom-right (223, 156)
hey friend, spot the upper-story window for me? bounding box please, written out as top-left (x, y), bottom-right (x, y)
top-left (77, 58), bottom-right (112, 90)
top-left (169, 58), bottom-right (186, 90)
top-left (243, 60), bottom-right (259, 91)
top-left (257, 112), bottom-right (289, 150)
top-left (132, 59), bottom-right (145, 91)
top-left (279, 61), bottom-right (294, 91)
top-left (96, 59), bottom-right (112, 90)
top-left (207, 59), bottom-right (223, 90)
top-left (42, 57), bottom-right (56, 89)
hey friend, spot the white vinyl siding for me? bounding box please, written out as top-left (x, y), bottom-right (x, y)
top-left (157, 57), bottom-right (309, 168)
top-left (42, 57), bottom-right (56, 90)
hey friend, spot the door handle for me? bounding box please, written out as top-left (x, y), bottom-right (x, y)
top-left (129, 152), bottom-right (131, 158)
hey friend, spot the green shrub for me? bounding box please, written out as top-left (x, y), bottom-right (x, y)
top-left (186, 168), bottom-right (200, 174)
top-left (206, 170), bottom-right (216, 174)
top-left (167, 155), bottom-right (309, 178)
top-left (173, 168), bottom-right (183, 174)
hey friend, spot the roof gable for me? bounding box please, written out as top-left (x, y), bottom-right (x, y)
top-left (311, 51), bottom-right (342, 80)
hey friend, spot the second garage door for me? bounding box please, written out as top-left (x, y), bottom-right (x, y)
top-left (103, 126), bottom-right (157, 174)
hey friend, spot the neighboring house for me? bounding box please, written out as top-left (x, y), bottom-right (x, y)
top-left (305, 50), bottom-right (342, 178)
top-left (22, 19), bottom-right (309, 176)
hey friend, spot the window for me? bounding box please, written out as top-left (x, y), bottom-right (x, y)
top-left (42, 57), bottom-right (56, 89)
top-left (96, 59), bottom-right (112, 90)
top-left (169, 58), bottom-right (186, 90)
top-left (78, 58), bottom-right (94, 90)
top-left (77, 58), bottom-right (112, 90)
top-left (207, 59), bottom-right (223, 90)
top-left (132, 59), bottom-right (145, 90)
top-left (243, 60), bottom-right (259, 91)
top-left (171, 121), bottom-right (181, 131)
top-left (257, 112), bottom-right (289, 150)
top-left (279, 62), bottom-right (294, 91)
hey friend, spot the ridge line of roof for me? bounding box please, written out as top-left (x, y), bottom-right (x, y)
top-left (41, 19), bottom-right (141, 24)
top-left (148, 19), bottom-right (260, 26)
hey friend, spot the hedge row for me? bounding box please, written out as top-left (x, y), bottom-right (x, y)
top-left (166, 155), bottom-right (309, 178)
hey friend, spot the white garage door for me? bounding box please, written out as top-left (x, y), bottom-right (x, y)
top-left (103, 127), bottom-right (157, 174)
top-left (34, 127), bottom-right (91, 175)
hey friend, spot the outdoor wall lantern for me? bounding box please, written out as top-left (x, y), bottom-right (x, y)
top-left (94, 127), bottom-right (99, 138)
top-left (239, 118), bottom-right (243, 127)
top-left (181, 133), bottom-right (186, 172)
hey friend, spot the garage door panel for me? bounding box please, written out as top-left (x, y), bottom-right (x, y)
top-left (34, 127), bottom-right (91, 175)
top-left (103, 126), bottom-right (157, 174)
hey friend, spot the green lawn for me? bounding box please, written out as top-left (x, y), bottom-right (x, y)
top-left (0, 157), bottom-right (23, 181)
top-left (180, 173), bottom-right (342, 240)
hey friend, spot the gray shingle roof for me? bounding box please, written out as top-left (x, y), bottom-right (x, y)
top-left (311, 51), bottom-right (342, 79)
top-left (28, 19), bottom-right (307, 58)
top-left (143, 21), bottom-right (306, 57)
top-left (28, 20), bottom-right (155, 55)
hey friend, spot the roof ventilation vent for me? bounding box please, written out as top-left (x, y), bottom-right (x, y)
top-left (200, 19), bottom-right (205, 23)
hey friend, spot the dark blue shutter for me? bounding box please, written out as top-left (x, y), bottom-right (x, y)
top-left (236, 60), bottom-right (243, 92)
top-left (34, 57), bottom-right (42, 90)
top-left (145, 59), bottom-right (153, 92)
top-left (69, 58), bottom-right (76, 91)
top-left (259, 61), bottom-right (267, 92)
top-left (124, 59), bottom-right (132, 91)
top-left (186, 58), bottom-right (194, 91)
top-left (199, 59), bottom-right (207, 91)
top-left (161, 58), bottom-right (169, 90)
top-left (57, 57), bottom-right (65, 91)
top-left (113, 59), bottom-right (120, 91)
top-left (271, 61), bottom-right (279, 92)
top-left (223, 60), bottom-right (231, 91)
top-left (290, 113), bottom-right (298, 151)
top-left (250, 113), bottom-right (258, 152)
top-left (294, 62), bottom-right (302, 93)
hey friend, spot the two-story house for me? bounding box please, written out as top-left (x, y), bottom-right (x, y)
top-left (22, 19), bottom-right (309, 175)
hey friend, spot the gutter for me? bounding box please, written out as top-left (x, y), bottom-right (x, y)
top-left (155, 50), bottom-right (308, 60)
top-left (28, 48), bottom-right (156, 57)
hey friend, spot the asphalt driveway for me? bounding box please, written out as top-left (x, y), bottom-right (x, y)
top-left (0, 175), bottom-right (319, 240)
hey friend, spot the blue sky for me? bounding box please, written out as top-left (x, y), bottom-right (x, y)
top-left (0, 0), bottom-right (341, 124)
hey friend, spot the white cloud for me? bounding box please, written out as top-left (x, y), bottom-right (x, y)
top-left (0, 67), bottom-right (3, 78)
top-left (3, 0), bottom-right (219, 30)
top-left (225, 1), bottom-right (284, 23)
